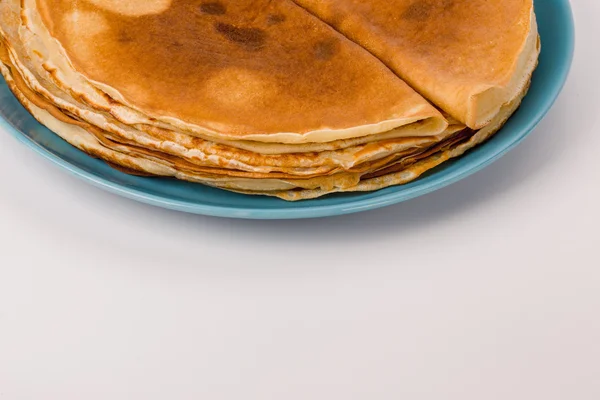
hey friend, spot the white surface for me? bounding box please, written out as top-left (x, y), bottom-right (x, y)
top-left (0, 2), bottom-right (598, 399)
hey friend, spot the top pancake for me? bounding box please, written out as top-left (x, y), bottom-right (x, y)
top-left (32, 0), bottom-right (447, 142)
top-left (292, 0), bottom-right (538, 129)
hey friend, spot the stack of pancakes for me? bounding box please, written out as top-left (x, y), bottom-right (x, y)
top-left (0, 0), bottom-right (540, 200)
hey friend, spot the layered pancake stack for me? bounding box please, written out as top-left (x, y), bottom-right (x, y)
top-left (0, 0), bottom-right (540, 200)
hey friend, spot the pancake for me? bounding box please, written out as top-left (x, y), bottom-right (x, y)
top-left (28, 0), bottom-right (448, 143)
top-left (1, 0), bottom-right (465, 175)
top-left (9, 0), bottom-right (458, 159)
top-left (0, 45), bottom-right (531, 199)
top-left (292, 0), bottom-right (539, 129)
top-left (0, 0), bottom-right (540, 200)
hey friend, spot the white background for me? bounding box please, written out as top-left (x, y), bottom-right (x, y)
top-left (0, 2), bottom-right (598, 399)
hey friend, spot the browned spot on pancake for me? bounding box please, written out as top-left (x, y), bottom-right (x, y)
top-left (313, 38), bottom-right (340, 61)
top-left (117, 31), bottom-right (134, 43)
top-left (215, 23), bottom-right (266, 51)
top-left (266, 14), bottom-right (286, 25)
top-left (36, 0), bottom-right (424, 135)
top-left (402, 0), bottom-right (454, 21)
top-left (200, 1), bottom-right (226, 15)
top-left (441, 0), bottom-right (456, 11)
top-left (402, 1), bottom-right (433, 21)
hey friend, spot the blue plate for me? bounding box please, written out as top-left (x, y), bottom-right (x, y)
top-left (0, 0), bottom-right (574, 219)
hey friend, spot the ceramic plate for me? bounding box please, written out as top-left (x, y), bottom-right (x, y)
top-left (0, 0), bottom-right (574, 219)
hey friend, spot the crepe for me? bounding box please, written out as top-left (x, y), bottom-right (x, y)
top-left (0, 0), bottom-right (540, 200)
top-left (292, 0), bottom-right (539, 129)
top-left (29, 0), bottom-right (448, 143)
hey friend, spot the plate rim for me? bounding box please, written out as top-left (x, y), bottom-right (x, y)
top-left (0, 0), bottom-right (575, 220)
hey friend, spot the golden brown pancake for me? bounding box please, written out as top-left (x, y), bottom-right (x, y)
top-left (0, 0), bottom-right (540, 200)
top-left (292, 0), bottom-right (539, 129)
top-left (32, 0), bottom-right (447, 142)
top-left (0, 0), bottom-right (461, 174)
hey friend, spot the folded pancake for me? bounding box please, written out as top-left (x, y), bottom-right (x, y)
top-left (27, 0), bottom-right (449, 143)
top-left (1, 0), bottom-right (464, 170)
top-left (0, 44), bottom-right (530, 199)
top-left (292, 0), bottom-right (539, 129)
top-left (0, 0), bottom-right (540, 200)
